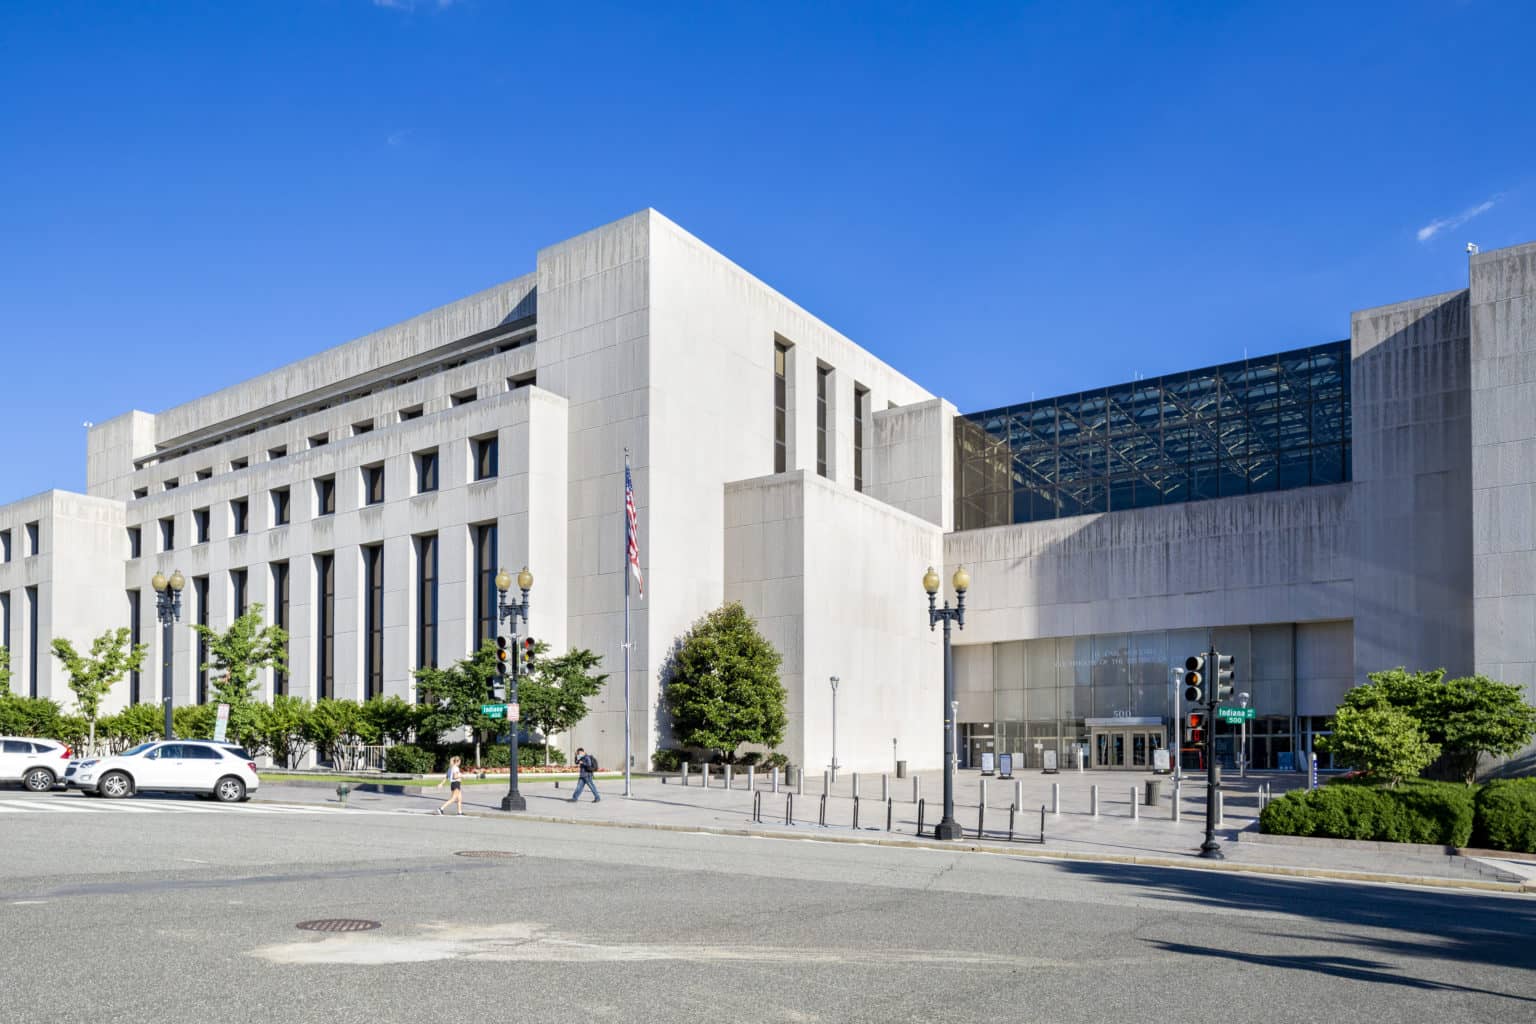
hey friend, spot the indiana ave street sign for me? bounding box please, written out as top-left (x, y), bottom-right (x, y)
top-left (1216, 706), bottom-right (1256, 723)
top-left (480, 703), bottom-right (507, 718)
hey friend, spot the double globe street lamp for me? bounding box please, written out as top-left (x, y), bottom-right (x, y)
top-left (151, 569), bottom-right (185, 742)
top-left (923, 564), bottom-right (969, 841)
top-left (494, 565), bottom-right (533, 812)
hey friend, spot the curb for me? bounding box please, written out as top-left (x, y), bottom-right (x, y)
top-left (291, 796), bottom-right (1533, 896)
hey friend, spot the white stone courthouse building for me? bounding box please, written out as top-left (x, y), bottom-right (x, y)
top-left (2, 210), bottom-right (1533, 775)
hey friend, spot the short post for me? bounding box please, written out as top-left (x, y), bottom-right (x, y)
top-left (786, 792), bottom-right (794, 826)
top-left (681, 763), bottom-right (689, 787)
top-left (819, 793), bottom-right (827, 827)
top-left (979, 776), bottom-right (987, 810)
top-left (702, 764), bottom-right (709, 789)
top-left (1090, 785), bottom-right (1099, 817)
top-left (797, 768), bottom-right (805, 796)
top-left (1013, 780), bottom-right (1022, 814)
top-left (882, 774), bottom-right (889, 802)
top-left (1130, 785), bottom-right (1139, 821)
top-left (747, 765), bottom-right (755, 791)
top-left (886, 796), bottom-right (893, 831)
top-left (1216, 790), bottom-right (1225, 826)
top-left (823, 769), bottom-right (831, 797)
top-left (725, 764), bottom-right (733, 790)
top-left (853, 772), bottom-right (861, 799)
top-left (976, 800), bottom-right (985, 839)
top-left (1172, 780), bottom-right (1181, 822)
top-left (771, 767), bottom-right (779, 794)
top-left (913, 775), bottom-right (921, 804)
top-left (1051, 782), bottom-right (1060, 816)
top-left (853, 795), bottom-right (860, 830)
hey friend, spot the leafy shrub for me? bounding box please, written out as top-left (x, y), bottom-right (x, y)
top-left (172, 703), bottom-right (217, 740)
top-left (520, 743), bottom-right (563, 768)
top-left (98, 704), bottom-right (163, 752)
top-left (1259, 781), bottom-right (1473, 846)
top-left (0, 695), bottom-right (62, 737)
top-left (1473, 778), bottom-right (1536, 853)
top-left (761, 752), bottom-right (790, 770)
top-left (652, 748), bottom-right (686, 771)
top-left (384, 744), bottom-right (436, 774)
top-left (736, 751), bottom-right (763, 767)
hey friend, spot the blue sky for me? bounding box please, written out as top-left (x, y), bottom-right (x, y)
top-left (2, 1), bottom-right (1533, 504)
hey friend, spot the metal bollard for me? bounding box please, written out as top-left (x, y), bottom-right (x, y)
top-left (913, 775), bottom-right (921, 804)
top-left (917, 798), bottom-right (926, 838)
top-left (882, 774), bottom-right (890, 802)
top-left (702, 764), bottom-right (709, 789)
top-left (1216, 790), bottom-right (1225, 826)
top-left (1172, 780), bottom-right (1181, 822)
top-left (747, 765), bottom-right (755, 791)
top-left (797, 768), bottom-right (804, 796)
top-left (1013, 780), bottom-right (1022, 814)
top-left (771, 767), bottom-right (779, 794)
top-left (726, 764), bottom-right (733, 790)
top-left (1008, 803), bottom-right (1016, 841)
top-left (681, 763), bottom-right (689, 787)
top-left (853, 772), bottom-right (860, 799)
top-left (753, 790), bottom-right (762, 823)
top-left (823, 770), bottom-right (831, 797)
top-left (886, 796), bottom-right (893, 832)
top-left (1090, 785), bottom-right (1099, 817)
top-left (853, 795), bottom-right (860, 830)
top-left (819, 793), bottom-right (828, 827)
top-left (977, 801), bottom-right (985, 839)
top-left (786, 792), bottom-right (794, 826)
top-left (1051, 782), bottom-right (1060, 816)
top-left (1131, 785), bottom-right (1139, 821)
top-left (980, 777), bottom-right (987, 810)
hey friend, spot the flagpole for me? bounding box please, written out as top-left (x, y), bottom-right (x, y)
top-left (623, 448), bottom-right (632, 798)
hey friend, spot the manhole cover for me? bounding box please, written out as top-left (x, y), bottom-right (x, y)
top-left (296, 919), bottom-right (382, 933)
top-left (453, 850), bottom-right (523, 859)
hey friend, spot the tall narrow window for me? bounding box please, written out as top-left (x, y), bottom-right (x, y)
top-left (315, 476), bottom-right (336, 516)
top-left (315, 553), bottom-right (335, 700)
top-left (774, 341), bottom-right (789, 473)
top-left (271, 562), bottom-right (290, 696)
top-left (415, 534), bottom-right (438, 675)
top-left (127, 526), bottom-right (142, 558)
top-left (272, 487), bottom-right (291, 526)
top-left (364, 544), bottom-right (384, 700)
top-left (0, 592), bottom-right (9, 659)
top-left (25, 521), bottom-right (38, 555)
top-left (0, 529), bottom-right (10, 562)
top-left (473, 435), bottom-right (499, 481)
top-left (363, 464), bottom-right (385, 506)
top-left (816, 365), bottom-right (831, 478)
top-left (231, 498), bottom-right (249, 535)
top-left (127, 590), bottom-right (141, 704)
top-left (231, 569), bottom-right (248, 618)
top-left (472, 522), bottom-right (498, 647)
top-left (159, 517), bottom-right (175, 552)
top-left (194, 575), bottom-right (210, 703)
top-left (194, 507), bottom-right (211, 544)
top-left (26, 586), bottom-right (38, 697)
top-left (415, 449), bottom-right (439, 494)
top-left (853, 383), bottom-right (869, 493)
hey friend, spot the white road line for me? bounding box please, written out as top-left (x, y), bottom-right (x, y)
top-left (0, 799), bottom-right (92, 813)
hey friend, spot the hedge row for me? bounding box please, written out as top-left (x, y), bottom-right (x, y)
top-left (1260, 778), bottom-right (1536, 852)
top-left (383, 742), bottom-right (564, 774)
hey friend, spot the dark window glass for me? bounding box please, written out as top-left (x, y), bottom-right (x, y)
top-left (271, 563), bottom-right (290, 695)
top-left (363, 464), bottom-right (385, 505)
top-left (194, 576), bottom-right (210, 703)
top-left (816, 366), bottom-right (831, 478)
top-left (0, 529), bottom-right (9, 561)
top-left (473, 436), bottom-right (498, 481)
top-left (231, 569), bottom-right (248, 618)
top-left (232, 498), bottom-right (249, 535)
top-left (194, 508), bottom-right (210, 544)
top-left (415, 450), bottom-right (438, 494)
top-left (25, 586), bottom-right (36, 696)
top-left (416, 534), bottom-right (438, 675)
top-left (955, 339), bottom-right (1352, 527)
top-left (473, 523), bottom-right (497, 647)
top-left (127, 590), bottom-right (141, 703)
top-left (127, 526), bottom-right (142, 559)
top-left (160, 517), bottom-right (175, 552)
top-left (25, 522), bottom-right (39, 555)
top-left (364, 545), bottom-right (384, 700)
top-left (774, 342), bottom-right (789, 473)
top-left (272, 488), bottom-right (290, 526)
top-left (853, 384), bottom-right (868, 492)
top-left (316, 476), bottom-right (336, 516)
top-left (315, 553), bottom-right (335, 699)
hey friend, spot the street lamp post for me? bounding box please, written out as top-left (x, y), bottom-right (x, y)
top-left (829, 676), bottom-right (840, 782)
top-left (494, 566), bottom-right (533, 812)
top-left (923, 564), bottom-right (969, 841)
top-left (1169, 666), bottom-right (1183, 783)
top-left (151, 570), bottom-right (185, 740)
top-left (1238, 691), bottom-right (1251, 779)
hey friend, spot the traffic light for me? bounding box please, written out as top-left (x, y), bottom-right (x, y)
top-left (1186, 713), bottom-right (1204, 745)
top-left (1213, 653), bottom-right (1235, 702)
top-left (1183, 654), bottom-right (1205, 704)
top-left (521, 636), bottom-right (536, 673)
top-left (495, 635), bottom-right (511, 678)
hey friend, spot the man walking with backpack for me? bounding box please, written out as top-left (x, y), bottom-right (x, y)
top-left (570, 747), bottom-right (600, 803)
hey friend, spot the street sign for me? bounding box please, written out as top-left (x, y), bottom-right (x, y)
top-left (508, 702), bottom-right (520, 723)
top-left (480, 703), bottom-right (507, 718)
top-left (1216, 706), bottom-right (1255, 723)
top-left (213, 703), bottom-right (230, 742)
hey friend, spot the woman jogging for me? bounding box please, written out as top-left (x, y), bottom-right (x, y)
top-left (435, 756), bottom-right (465, 815)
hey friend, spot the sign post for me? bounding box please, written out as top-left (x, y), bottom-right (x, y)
top-left (213, 703), bottom-right (230, 743)
top-left (480, 703), bottom-right (507, 719)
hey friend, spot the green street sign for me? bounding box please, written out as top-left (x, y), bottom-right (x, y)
top-left (480, 703), bottom-right (507, 718)
top-left (1216, 706), bottom-right (1255, 723)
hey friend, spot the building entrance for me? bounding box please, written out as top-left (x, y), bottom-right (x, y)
top-left (1086, 718), bottom-right (1166, 770)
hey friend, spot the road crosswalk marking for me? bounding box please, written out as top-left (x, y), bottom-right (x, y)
top-left (0, 799), bottom-right (413, 817)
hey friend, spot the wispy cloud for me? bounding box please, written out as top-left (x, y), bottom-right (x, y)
top-left (387, 130), bottom-right (409, 146)
top-left (372, 0), bottom-right (459, 8)
top-left (1417, 196), bottom-right (1500, 242)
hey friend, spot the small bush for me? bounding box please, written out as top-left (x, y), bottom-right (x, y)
top-left (384, 744), bottom-right (436, 774)
top-left (761, 751), bottom-right (790, 770)
top-left (1259, 781), bottom-right (1474, 846)
top-left (652, 748), bottom-right (686, 771)
top-left (1473, 778), bottom-right (1536, 853)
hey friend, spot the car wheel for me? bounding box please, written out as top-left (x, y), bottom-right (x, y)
top-left (99, 772), bottom-right (133, 799)
top-left (213, 776), bottom-right (246, 803)
top-left (23, 768), bottom-right (56, 793)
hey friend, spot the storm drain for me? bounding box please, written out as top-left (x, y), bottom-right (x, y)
top-left (454, 850), bottom-right (523, 859)
top-left (296, 919), bottom-right (382, 933)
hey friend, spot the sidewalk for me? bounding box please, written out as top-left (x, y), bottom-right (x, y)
top-left (256, 768), bottom-right (1535, 895)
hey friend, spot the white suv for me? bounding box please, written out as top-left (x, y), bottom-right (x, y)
top-left (0, 737), bottom-right (73, 792)
top-left (69, 741), bottom-right (260, 802)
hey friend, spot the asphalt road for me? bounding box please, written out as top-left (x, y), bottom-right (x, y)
top-left (1, 790), bottom-right (1532, 1024)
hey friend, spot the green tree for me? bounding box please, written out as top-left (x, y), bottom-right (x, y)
top-left (249, 694), bottom-right (313, 768)
top-left (1344, 668), bottom-right (1536, 782)
top-left (0, 696), bottom-right (62, 737)
top-left (98, 704), bottom-right (163, 752)
top-left (662, 602), bottom-right (786, 763)
top-left (1319, 704), bottom-right (1440, 787)
top-left (303, 698), bottom-right (378, 770)
top-left (0, 646), bottom-right (11, 696)
top-left (191, 603), bottom-right (288, 747)
top-left (414, 641), bottom-right (505, 765)
top-left (359, 695), bottom-right (423, 746)
top-left (520, 647), bottom-right (607, 765)
top-left (174, 703), bottom-right (217, 740)
top-left (50, 628), bottom-right (147, 751)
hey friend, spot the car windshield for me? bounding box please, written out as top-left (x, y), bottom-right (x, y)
top-left (120, 742), bottom-right (157, 757)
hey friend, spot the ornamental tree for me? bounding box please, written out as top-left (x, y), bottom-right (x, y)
top-left (50, 628), bottom-right (147, 750)
top-left (1319, 704), bottom-right (1439, 787)
top-left (192, 603), bottom-right (289, 707)
top-left (414, 640), bottom-right (505, 766)
top-left (662, 602), bottom-right (785, 763)
top-left (520, 647), bottom-right (607, 765)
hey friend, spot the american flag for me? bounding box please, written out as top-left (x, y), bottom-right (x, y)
top-left (626, 461), bottom-right (644, 598)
